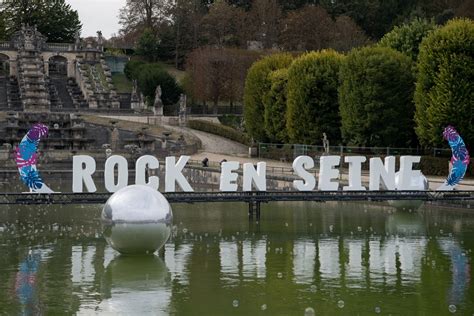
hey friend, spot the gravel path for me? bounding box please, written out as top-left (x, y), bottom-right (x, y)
top-left (162, 124), bottom-right (248, 155)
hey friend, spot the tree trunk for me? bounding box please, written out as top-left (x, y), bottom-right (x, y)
top-left (175, 8), bottom-right (181, 69)
top-left (213, 99), bottom-right (218, 115)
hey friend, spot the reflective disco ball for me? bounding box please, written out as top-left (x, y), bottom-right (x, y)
top-left (394, 171), bottom-right (429, 191)
top-left (389, 171), bottom-right (429, 210)
top-left (102, 185), bottom-right (173, 255)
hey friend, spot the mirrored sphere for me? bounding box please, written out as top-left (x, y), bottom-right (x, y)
top-left (102, 185), bottom-right (173, 255)
top-left (389, 171), bottom-right (429, 210)
top-left (394, 171), bottom-right (429, 191)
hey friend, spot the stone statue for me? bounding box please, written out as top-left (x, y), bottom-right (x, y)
top-left (110, 122), bottom-right (120, 151)
top-left (322, 133), bottom-right (329, 154)
top-left (178, 94), bottom-right (187, 126)
top-left (97, 31), bottom-right (104, 50)
top-left (132, 79), bottom-right (138, 95)
top-left (153, 85), bottom-right (163, 116)
top-left (74, 31), bottom-right (81, 50)
top-left (179, 94), bottom-right (187, 112)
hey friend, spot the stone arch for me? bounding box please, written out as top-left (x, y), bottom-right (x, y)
top-left (48, 55), bottom-right (68, 77)
top-left (42, 52), bottom-right (76, 78)
top-left (0, 53), bottom-right (9, 76)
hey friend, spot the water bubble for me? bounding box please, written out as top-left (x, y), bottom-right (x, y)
top-left (329, 225), bottom-right (334, 232)
top-left (375, 306), bottom-right (381, 313)
top-left (261, 304), bottom-right (267, 311)
top-left (277, 272), bottom-right (283, 279)
top-left (232, 300), bottom-right (239, 308)
top-left (304, 307), bottom-right (315, 316)
top-left (310, 285), bottom-right (317, 293)
top-left (357, 226), bottom-right (362, 232)
top-left (337, 300), bottom-right (345, 309)
top-left (182, 228), bottom-right (188, 234)
top-left (285, 222), bottom-right (289, 227)
top-left (448, 305), bottom-right (456, 313)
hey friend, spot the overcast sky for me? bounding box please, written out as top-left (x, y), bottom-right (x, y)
top-left (66, 0), bottom-right (126, 38)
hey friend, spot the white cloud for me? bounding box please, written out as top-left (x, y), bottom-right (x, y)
top-left (65, 0), bottom-right (127, 38)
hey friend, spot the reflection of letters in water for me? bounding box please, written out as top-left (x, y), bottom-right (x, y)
top-left (215, 236), bottom-right (449, 286)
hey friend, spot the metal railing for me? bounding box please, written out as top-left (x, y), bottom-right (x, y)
top-left (0, 42), bottom-right (12, 49)
top-left (45, 43), bottom-right (74, 51)
top-left (258, 143), bottom-right (452, 160)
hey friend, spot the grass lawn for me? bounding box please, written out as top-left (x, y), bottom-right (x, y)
top-left (156, 61), bottom-right (186, 83)
top-left (111, 73), bottom-right (133, 93)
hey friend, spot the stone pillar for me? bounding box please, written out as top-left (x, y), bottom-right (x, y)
top-left (178, 94), bottom-right (187, 127)
top-left (67, 60), bottom-right (75, 78)
top-left (10, 57), bottom-right (17, 77)
top-left (43, 60), bottom-right (49, 76)
top-left (110, 126), bottom-right (120, 151)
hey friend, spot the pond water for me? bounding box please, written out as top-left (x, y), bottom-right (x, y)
top-left (0, 201), bottom-right (473, 315)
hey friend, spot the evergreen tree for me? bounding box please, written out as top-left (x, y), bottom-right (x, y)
top-left (0, 0), bottom-right (81, 42)
top-left (415, 18), bottom-right (474, 148)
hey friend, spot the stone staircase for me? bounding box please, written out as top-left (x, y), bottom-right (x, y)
top-left (6, 76), bottom-right (22, 110)
top-left (48, 78), bottom-right (62, 110)
top-left (0, 76), bottom-right (7, 109)
top-left (17, 51), bottom-right (49, 111)
top-left (48, 76), bottom-right (76, 110)
top-left (66, 78), bottom-right (88, 109)
top-left (76, 59), bottom-right (120, 109)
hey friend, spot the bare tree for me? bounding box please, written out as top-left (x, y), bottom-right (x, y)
top-left (186, 47), bottom-right (259, 113)
top-left (119, 0), bottom-right (165, 34)
top-left (279, 5), bottom-right (334, 51)
top-left (331, 16), bottom-right (369, 52)
top-left (200, 1), bottom-right (246, 47)
top-left (246, 0), bottom-right (282, 49)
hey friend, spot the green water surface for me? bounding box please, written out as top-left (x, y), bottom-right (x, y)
top-left (0, 201), bottom-right (473, 315)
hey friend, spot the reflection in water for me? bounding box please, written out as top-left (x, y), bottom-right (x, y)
top-left (15, 251), bottom-right (42, 315)
top-left (0, 202), bottom-right (473, 314)
top-left (95, 256), bottom-right (171, 315)
top-left (243, 240), bottom-right (266, 279)
top-left (439, 239), bottom-right (471, 306)
top-left (103, 222), bottom-right (171, 255)
top-left (294, 240), bottom-right (315, 284)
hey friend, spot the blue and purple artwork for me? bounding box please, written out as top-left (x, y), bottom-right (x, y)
top-left (15, 123), bottom-right (53, 193)
top-left (437, 126), bottom-right (470, 190)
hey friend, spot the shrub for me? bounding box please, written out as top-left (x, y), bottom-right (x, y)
top-left (137, 66), bottom-right (182, 106)
top-left (414, 18), bottom-right (474, 148)
top-left (135, 28), bottom-right (160, 62)
top-left (286, 50), bottom-right (344, 145)
top-left (419, 156), bottom-right (474, 177)
top-left (244, 53), bottom-right (293, 142)
top-left (263, 69), bottom-right (289, 143)
top-left (379, 18), bottom-right (437, 61)
top-left (124, 59), bottom-right (147, 81)
top-left (218, 114), bottom-right (243, 130)
top-left (188, 120), bottom-right (251, 146)
top-left (339, 46), bottom-right (416, 147)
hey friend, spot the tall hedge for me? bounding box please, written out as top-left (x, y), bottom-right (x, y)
top-left (286, 50), bottom-right (344, 145)
top-left (244, 53), bottom-right (293, 142)
top-left (415, 18), bottom-right (474, 148)
top-left (137, 65), bottom-right (182, 106)
top-left (379, 18), bottom-right (437, 61)
top-left (263, 69), bottom-right (289, 143)
top-left (339, 46), bottom-right (416, 147)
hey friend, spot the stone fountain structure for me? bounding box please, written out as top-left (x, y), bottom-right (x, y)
top-left (0, 25), bottom-right (123, 112)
